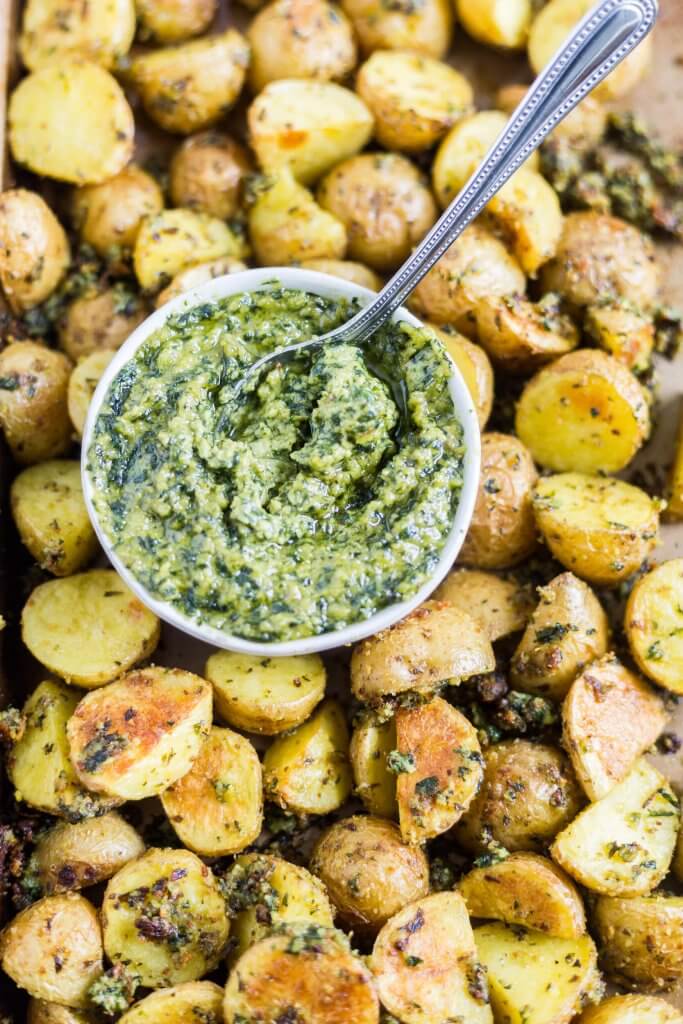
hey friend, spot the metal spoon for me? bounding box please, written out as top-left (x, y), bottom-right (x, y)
top-left (241, 0), bottom-right (658, 393)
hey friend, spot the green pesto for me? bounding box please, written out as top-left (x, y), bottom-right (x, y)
top-left (88, 287), bottom-right (464, 641)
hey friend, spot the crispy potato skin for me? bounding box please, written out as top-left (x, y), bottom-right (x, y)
top-left (340, 0), bottom-right (453, 57)
top-left (57, 287), bottom-right (148, 361)
top-left (71, 166), bottom-right (163, 257)
top-left (474, 294), bottom-right (578, 374)
top-left (427, 325), bottom-right (494, 429)
top-left (19, 0), bottom-right (136, 70)
top-left (169, 132), bottom-right (251, 219)
top-left (456, 739), bottom-right (584, 854)
top-left (577, 994), bottom-right (683, 1023)
top-left (118, 982), bottom-right (224, 1024)
top-left (433, 568), bottom-right (533, 641)
top-left (625, 559), bottom-right (683, 693)
top-left (135, 0), bottom-right (218, 42)
top-left (593, 894), bottom-right (683, 991)
top-left (67, 350), bottom-right (114, 438)
top-left (0, 190), bottom-right (70, 313)
top-left (300, 259), bottom-right (383, 291)
top-left (248, 169), bottom-right (347, 265)
top-left (33, 813), bottom-right (145, 894)
top-left (0, 342), bottom-right (72, 465)
top-left (349, 717), bottom-right (398, 818)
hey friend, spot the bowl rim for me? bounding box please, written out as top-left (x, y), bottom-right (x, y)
top-left (81, 266), bottom-right (481, 656)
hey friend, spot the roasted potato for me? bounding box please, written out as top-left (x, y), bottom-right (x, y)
top-left (350, 601), bottom-right (495, 705)
top-left (410, 223), bottom-right (525, 335)
top-left (248, 170), bottom-right (347, 265)
top-left (19, 0), bottom-right (135, 70)
top-left (577, 995), bottom-right (683, 1024)
top-left (67, 351), bottom-right (114, 438)
top-left (247, 79), bottom-right (374, 185)
top-left (155, 257), bottom-right (247, 306)
top-left (460, 853), bottom-right (586, 939)
top-left (67, 666), bottom-right (212, 800)
top-left (0, 342), bottom-right (72, 464)
top-left (169, 132), bottom-right (251, 219)
top-left (31, 813), bottom-right (145, 895)
top-left (0, 895), bottom-right (102, 1007)
top-left (427, 325), bottom-right (494, 429)
top-left (160, 726), bottom-right (263, 856)
top-left (134, 208), bottom-right (247, 292)
top-left (27, 1001), bottom-right (95, 1024)
top-left (484, 169), bottom-right (564, 276)
top-left (128, 30), bottom-right (249, 134)
top-left (57, 285), bottom-right (148, 361)
top-left (0, 189), bottom-right (70, 313)
top-left (300, 258), bottom-right (382, 291)
top-left (497, 83), bottom-right (608, 152)
top-left (349, 717), bottom-right (398, 818)
top-left (317, 153), bottom-right (437, 272)
top-left (205, 650), bottom-right (326, 734)
top-left (9, 62), bottom-right (134, 185)
top-left (593, 893), bottom-right (683, 991)
top-left (118, 983), bottom-right (224, 1024)
top-left (135, 0), bottom-right (217, 42)
top-left (474, 293), bottom-right (579, 374)
top-left (433, 569), bottom-right (533, 641)
top-left (456, 739), bottom-right (584, 855)
top-left (667, 406), bottom-right (683, 520)
top-left (456, 0), bottom-right (532, 49)
top-left (102, 848), bottom-right (229, 988)
top-left (310, 816), bottom-right (430, 933)
top-left (247, 0), bottom-right (357, 92)
top-left (22, 569), bottom-right (161, 687)
top-left (263, 699), bottom-right (352, 814)
top-left (625, 559), bottom-right (683, 693)
top-left (356, 50), bottom-right (472, 152)
top-left (516, 349), bottom-right (650, 474)
top-left (371, 893), bottom-right (493, 1024)
top-left (71, 166), bottom-right (164, 259)
top-left (585, 302), bottom-right (655, 372)
top-left (340, 0), bottom-right (452, 57)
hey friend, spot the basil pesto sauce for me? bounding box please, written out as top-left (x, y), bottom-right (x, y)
top-left (88, 288), bottom-right (465, 641)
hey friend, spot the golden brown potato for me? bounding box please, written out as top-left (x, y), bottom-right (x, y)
top-left (497, 83), bottom-right (608, 153)
top-left (247, 0), bottom-right (357, 93)
top-left (0, 189), bottom-right (70, 313)
top-left (456, 0), bottom-right (532, 48)
top-left (57, 286), bottom-right (148, 361)
top-left (135, 0), bottom-right (217, 42)
top-left (516, 349), bottom-right (650, 474)
top-left (0, 342), bottom-right (72, 465)
top-left (9, 62), bottom-right (134, 185)
top-left (310, 816), bottom-right (430, 933)
top-left (205, 650), bottom-right (326, 734)
top-left (540, 212), bottom-right (659, 311)
top-left (349, 717), bottom-right (398, 818)
top-left (510, 572), bottom-right (609, 701)
top-left (134, 208), bottom-right (247, 292)
top-left (11, 460), bottom-right (98, 576)
top-left (563, 655), bottom-right (668, 802)
top-left (169, 132), bottom-right (251, 219)
top-left (433, 569), bottom-right (533, 641)
top-left (160, 726), bottom-right (263, 856)
top-left (248, 169), bottom-right (347, 265)
top-left (27, 1000), bottom-right (95, 1024)
top-left (667, 406), bottom-right (683, 521)
top-left (427, 325), bottom-right (494, 429)
top-left (21, 569), bottom-right (161, 687)
top-left (625, 559), bottom-right (683, 694)
top-left (317, 153), bottom-right (437, 272)
top-left (0, 895), bottom-right (102, 1007)
top-left (484, 169), bottom-right (564, 276)
top-left (300, 258), bottom-right (382, 291)
top-left (356, 50), bottom-right (472, 152)
top-left (129, 30), bottom-right (249, 134)
top-left (371, 893), bottom-right (492, 1024)
top-left (474, 294), bottom-right (578, 374)
top-left (577, 995), bottom-right (683, 1024)
top-left (585, 302), bottom-right (655, 372)
top-left (19, 0), bottom-right (135, 69)
top-left (32, 813), bottom-right (145, 895)
top-left (533, 473), bottom-right (661, 586)
top-left (410, 223), bottom-right (525, 335)
top-left (67, 666), bottom-right (213, 800)
top-left (350, 601), bottom-right (495, 705)
top-left (155, 257), bottom-right (247, 306)
top-left (67, 351), bottom-right (114, 438)
top-left (459, 433), bottom-right (538, 570)
top-left (456, 739), bottom-right (584, 855)
top-left (102, 848), bottom-right (229, 988)
top-left (593, 893), bottom-right (683, 991)
top-left (118, 983), bottom-right (224, 1024)
top-left (71, 166), bottom-right (163, 259)
top-left (340, 0), bottom-right (453, 58)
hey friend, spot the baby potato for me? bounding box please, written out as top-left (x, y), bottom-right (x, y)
top-left (67, 351), bottom-right (114, 438)
top-left (516, 349), bottom-right (650, 474)
top-left (459, 432), bottom-right (538, 570)
top-left (248, 79), bottom-right (373, 185)
top-left (102, 848), bottom-right (229, 988)
top-left (263, 699), bottom-right (352, 814)
top-left (533, 473), bottom-right (661, 586)
top-left (510, 572), bottom-right (609, 701)
top-left (349, 717), bottom-right (398, 818)
top-left (456, 0), bottom-right (532, 49)
top-left (11, 460), bottom-right (98, 576)
top-left (32, 813), bottom-right (145, 895)
top-left (19, 0), bottom-right (135, 70)
top-left (356, 50), bottom-right (472, 153)
top-left (9, 62), bottom-right (134, 185)
top-left (427, 325), bottom-right (494, 429)
top-left (577, 995), bottom-right (683, 1024)
top-left (497, 83), bottom-right (608, 151)
top-left (248, 169), bottom-right (347, 265)
top-left (67, 666), bottom-right (212, 800)
top-left (0, 342), bottom-right (72, 464)
top-left (118, 983), bottom-right (223, 1024)
top-left (27, 1001), bottom-right (95, 1024)
top-left (371, 893), bottom-right (492, 1024)
top-left (169, 132), bottom-right (251, 219)
top-left (300, 258), bottom-right (382, 291)
top-left (134, 208), bottom-right (247, 292)
top-left (310, 816), bottom-right (430, 933)
top-left (129, 30), bottom-right (249, 134)
top-left (474, 294), bottom-right (579, 374)
top-left (563, 655), bottom-right (668, 802)
top-left (625, 559), bottom-right (683, 693)
top-left (410, 223), bottom-right (525, 335)
top-left (0, 895), bottom-right (102, 1007)
top-left (247, 0), bottom-right (357, 93)
top-left (156, 258), bottom-right (247, 306)
top-left (585, 302), bottom-right (655, 372)
top-left (593, 893), bottom-right (683, 991)
top-left (205, 650), bottom-right (325, 734)
top-left (540, 212), bottom-right (659, 311)
top-left (484, 168), bottom-right (564, 276)
top-left (135, 0), bottom-right (217, 42)
top-left (160, 726), bottom-right (263, 856)
top-left (22, 568), bottom-right (160, 687)
top-left (350, 601), bottom-right (495, 705)
top-left (0, 189), bottom-right (70, 313)
top-left (340, 0), bottom-right (452, 58)
top-left (433, 569), bottom-right (533, 641)
top-left (57, 286), bottom-right (148, 361)
top-left (455, 739), bottom-right (584, 855)
top-left (317, 153), bottom-right (437, 272)
top-left (71, 166), bottom-right (164, 259)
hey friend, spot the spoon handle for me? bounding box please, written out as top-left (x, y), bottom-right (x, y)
top-left (333, 0), bottom-right (658, 344)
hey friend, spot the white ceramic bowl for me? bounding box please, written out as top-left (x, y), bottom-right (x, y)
top-left (81, 267), bottom-right (481, 656)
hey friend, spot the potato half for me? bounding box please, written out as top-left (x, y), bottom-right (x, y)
top-left (585, 302), bottom-right (655, 372)
top-left (349, 717), bottom-right (398, 818)
top-left (155, 257), bottom-right (247, 307)
top-left (299, 259), bottom-right (382, 291)
top-left (433, 569), bottom-right (533, 641)
top-left (32, 813), bottom-right (145, 895)
top-left (19, 0), bottom-right (135, 70)
top-left (248, 169), bottom-right (347, 265)
top-left (135, 0), bottom-right (217, 43)
top-left (340, 0), bottom-right (453, 58)
top-left (0, 189), bottom-right (70, 313)
top-left (427, 326), bottom-right (494, 429)
top-left (0, 342), bottom-right (72, 465)
top-left (118, 982), bottom-right (224, 1024)
top-left (456, 0), bottom-right (532, 49)
top-left (27, 1001), bottom-right (94, 1024)
top-left (67, 351), bottom-right (115, 438)
top-left (577, 995), bottom-right (683, 1024)
top-left (71, 166), bottom-right (164, 258)
top-left (134, 209), bottom-right (247, 292)
top-left (474, 294), bottom-right (578, 374)
top-left (592, 893), bottom-right (683, 991)
top-left (625, 559), bottom-right (683, 693)
top-left (484, 169), bottom-right (564, 276)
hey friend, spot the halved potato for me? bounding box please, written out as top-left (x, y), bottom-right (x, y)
top-left (9, 62), bottom-right (134, 185)
top-left (585, 302), bottom-right (655, 372)
top-left (299, 259), bottom-right (382, 291)
top-left (371, 893), bottom-right (493, 1024)
top-left (497, 86), bottom-right (607, 153)
top-left (551, 758), bottom-right (679, 896)
top-left (577, 995), bottom-right (683, 1023)
top-left (563, 655), bottom-right (668, 801)
top-left (474, 294), bottom-right (578, 373)
top-left (27, 1000), bottom-right (95, 1024)
top-left (22, 569), bottom-right (161, 687)
top-left (340, 0), bottom-right (453, 58)
top-left (118, 982), bottom-right (223, 1024)
top-left (67, 351), bottom-right (114, 438)
top-left (460, 853), bottom-right (586, 938)
top-left (32, 813), bottom-right (145, 895)
top-left (71, 165), bottom-right (164, 259)
top-left (484, 169), bottom-right (564, 276)
top-left (456, 0), bottom-right (532, 48)
top-left (433, 569), bottom-right (533, 641)
top-left (0, 342), bottom-right (72, 465)
top-left (427, 325), bottom-right (494, 429)
top-left (592, 893), bottom-right (683, 991)
top-left (19, 0), bottom-right (135, 70)
top-left (134, 209), bottom-right (247, 292)
top-left (0, 189), bottom-right (70, 313)
top-left (516, 349), bottom-right (650, 473)
top-left (205, 650), bottom-right (325, 735)
top-left (349, 717), bottom-right (398, 818)
top-left (160, 726), bottom-right (262, 856)
top-left (155, 257), bottom-right (247, 307)
top-left (625, 559), bottom-right (683, 693)
top-left (248, 169), bottom-right (347, 265)
top-left (135, 0), bottom-right (217, 42)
